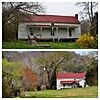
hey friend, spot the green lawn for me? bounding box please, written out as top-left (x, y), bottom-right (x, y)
top-left (3, 40), bottom-right (85, 49)
top-left (23, 86), bottom-right (98, 98)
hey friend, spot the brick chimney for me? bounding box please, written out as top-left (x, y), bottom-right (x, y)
top-left (75, 14), bottom-right (78, 19)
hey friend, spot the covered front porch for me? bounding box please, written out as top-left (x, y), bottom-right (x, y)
top-left (60, 80), bottom-right (79, 89)
top-left (27, 24), bottom-right (79, 42)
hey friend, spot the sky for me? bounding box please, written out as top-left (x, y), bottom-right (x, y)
top-left (40, 2), bottom-right (98, 21)
top-left (74, 51), bottom-right (89, 55)
top-left (41, 2), bottom-right (81, 17)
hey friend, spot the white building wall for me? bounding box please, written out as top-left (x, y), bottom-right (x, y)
top-left (18, 23), bottom-right (30, 39)
top-left (73, 26), bottom-right (81, 38)
top-left (18, 22), bottom-right (81, 39)
top-left (79, 79), bottom-right (85, 87)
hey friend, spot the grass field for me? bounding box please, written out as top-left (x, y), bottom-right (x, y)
top-left (3, 41), bottom-right (85, 49)
top-left (23, 86), bottom-right (98, 98)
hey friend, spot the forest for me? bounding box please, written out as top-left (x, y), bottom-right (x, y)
top-left (2, 51), bottom-right (98, 97)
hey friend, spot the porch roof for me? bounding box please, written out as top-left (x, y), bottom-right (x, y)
top-left (27, 25), bottom-right (78, 28)
top-left (60, 80), bottom-right (79, 84)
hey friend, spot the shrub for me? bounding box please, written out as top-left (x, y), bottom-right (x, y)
top-left (86, 66), bottom-right (98, 86)
top-left (2, 72), bottom-right (24, 98)
top-left (94, 34), bottom-right (98, 48)
top-left (76, 33), bottom-right (97, 48)
top-left (2, 72), bottom-right (14, 98)
top-left (36, 86), bottom-right (41, 91)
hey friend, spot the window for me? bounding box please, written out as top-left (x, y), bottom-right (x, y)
top-left (69, 28), bottom-right (74, 37)
top-left (69, 28), bottom-right (72, 37)
top-left (29, 27), bottom-right (34, 35)
top-left (20, 25), bottom-right (25, 32)
top-left (29, 27), bottom-right (40, 35)
top-left (63, 84), bottom-right (66, 87)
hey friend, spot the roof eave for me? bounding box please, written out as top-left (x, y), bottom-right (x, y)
top-left (19, 21), bottom-right (80, 24)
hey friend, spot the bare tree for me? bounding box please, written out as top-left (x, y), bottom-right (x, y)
top-left (75, 2), bottom-right (98, 35)
top-left (36, 51), bottom-right (74, 89)
top-left (2, 2), bottom-right (45, 41)
top-left (85, 51), bottom-right (98, 86)
top-left (75, 2), bottom-right (98, 23)
top-left (2, 2), bottom-right (45, 24)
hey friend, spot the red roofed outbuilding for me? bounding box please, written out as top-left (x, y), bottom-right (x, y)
top-left (56, 73), bottom-right (86, 89)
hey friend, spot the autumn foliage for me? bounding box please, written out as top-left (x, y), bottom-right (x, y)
top-left (22, 67), bottom-right (37, 90)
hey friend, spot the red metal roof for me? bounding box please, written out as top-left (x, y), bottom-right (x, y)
top-left (56, 73), bottom-right (85, 79)
top-left (60, 80), bottom-right (79, 84)
top-left (24, 15), bottom-right (80, 24)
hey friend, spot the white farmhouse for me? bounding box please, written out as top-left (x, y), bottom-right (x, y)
top-left (18, 14), bottom-right (81, 41)
top-left (56, 73), bottom-right (86, 90)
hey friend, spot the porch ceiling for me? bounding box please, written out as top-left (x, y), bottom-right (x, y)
top-left (27, 25), bottom-right (78, 28)
top-left (60, 80), bottom-right (79, 84)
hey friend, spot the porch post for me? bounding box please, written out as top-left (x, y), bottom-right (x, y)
top-left (40, 27), bottom-right (42, 37)
top-left (52, 27), bottom-right (54, 34)
top-left (51, 27), bottom-right (55, 42)
top-left (56, 27), bottom-right (59, 41)
top-left (67, 27), bottom-right (69, 37)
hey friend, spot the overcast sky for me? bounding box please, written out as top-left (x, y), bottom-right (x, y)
top-left (42, 2), bottom-right (80, 17)
top-left (75, 51), bottom-right (89, 55)
top-left (40, 2), bottom-right (98, 21)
